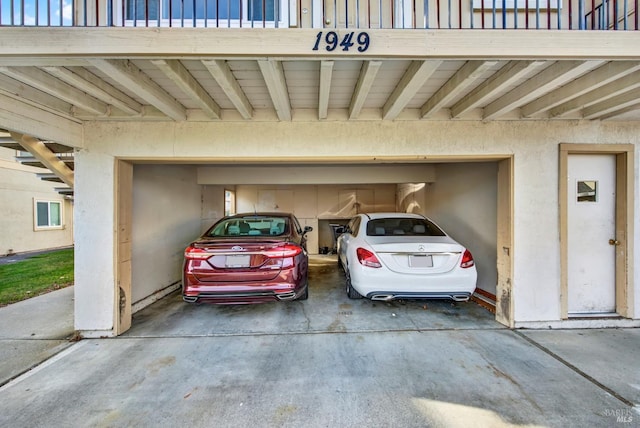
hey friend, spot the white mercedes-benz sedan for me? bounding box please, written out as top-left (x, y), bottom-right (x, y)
top-left (336, 213), bottom-right (477, 302)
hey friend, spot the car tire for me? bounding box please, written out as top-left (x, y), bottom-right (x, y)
top-left (345, 270), bottom-right (362, 299)
top-left (297, 282), bottom-right (309, 301)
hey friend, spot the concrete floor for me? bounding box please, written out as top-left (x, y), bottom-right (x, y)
top-left (125, 256), bottom-right (500, 338)
top-left (0, 286), bottom-right (74, 387)
top-left (0, 256), bottom-right (638, 427)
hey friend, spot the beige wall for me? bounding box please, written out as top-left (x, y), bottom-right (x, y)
top-left (131, 164), bottom-right (203, 303)
top-left (424, 162), bottom-right (498, 295)
top-left (234, 183), bottom-right (398, 253)
top-left (201, 184), bottom-right (226, 232)
top-left (0, 148), bottom-right (73, 255)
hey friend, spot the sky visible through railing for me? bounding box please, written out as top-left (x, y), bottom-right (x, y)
top-left (0, 0), bottom-right (637, 28)
top-left (1, 0), bottom-right (73, 25)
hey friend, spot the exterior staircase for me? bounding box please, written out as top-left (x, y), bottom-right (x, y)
top-left (0, 130), bottom-right (74, 197)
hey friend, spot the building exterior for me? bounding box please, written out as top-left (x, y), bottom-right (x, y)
top-left (0, 0), bottom-right (638, 336)
top-left (0, 145), bottom-right (74, 255)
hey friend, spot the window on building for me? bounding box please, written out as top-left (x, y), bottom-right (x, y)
top-left (34, 200), bottom-right (63, 230)
top-left (225, 190), bottom-right (236, 216)
top-left (125, 0), bottom-right (279, 25)
top-left (473, 0), bottom-right (561, 8)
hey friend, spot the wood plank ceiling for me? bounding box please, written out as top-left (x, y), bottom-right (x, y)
top-left (1, 57), bottom-right (640, 127)
top-left (1, 55), bottom-right (640, 196)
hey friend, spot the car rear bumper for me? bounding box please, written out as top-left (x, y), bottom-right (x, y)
top-left (182, 290), bottom-right (300, 304)
top-left (182, 258), bottom-right (309, 305)
top-left (182, 278), bottom-right (306, 304)
top-left (365, 291), bottom-right (472, 302)
top-left (350, 264), bottom-right (477, 300)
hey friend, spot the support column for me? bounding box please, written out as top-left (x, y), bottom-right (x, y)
top-left (74, 149), bottom-right (118, 337)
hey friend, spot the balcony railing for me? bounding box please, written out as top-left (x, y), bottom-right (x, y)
top-left (0, 0), bottom-right (637, 29)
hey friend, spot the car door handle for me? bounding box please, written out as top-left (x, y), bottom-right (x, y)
top-left (608, 239), bottom-right (620, 246)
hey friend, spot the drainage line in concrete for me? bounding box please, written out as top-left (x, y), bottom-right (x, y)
top-left (513, 330), bottom-right (634, 408)
top-left (118, 326), bottom-right (509, 339)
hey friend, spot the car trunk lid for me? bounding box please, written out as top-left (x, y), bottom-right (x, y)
top-left (187, 238), bottom-right (290, 282)
top-left (365, 236), bottom-right (463, 274)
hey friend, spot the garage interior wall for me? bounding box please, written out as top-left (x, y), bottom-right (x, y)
top-left (424, 162), bottom-right (498, 295)
top-left (131, 164), bottom-right (203, 303)
top-left (234, 184), bottom-right (398, 254)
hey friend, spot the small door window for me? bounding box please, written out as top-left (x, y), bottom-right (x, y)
top-left (577, 180), bottom-right (597, 202)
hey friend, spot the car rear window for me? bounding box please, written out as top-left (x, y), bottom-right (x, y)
top-left (206, 217), bottom-right (289, 237)
top-left (366, 218), bottom-right (445, 237)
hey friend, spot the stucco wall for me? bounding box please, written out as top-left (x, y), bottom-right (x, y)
top-left (0, 148), bottom-right (73, 255)
top-left (76, 120), bottom-right (640, 331)
top-left (424, 163), bottom-right (498, 295)
top-left (131, 164), bottom-right (202, 303)
top-left (201, 184), bottom-right (226, 232)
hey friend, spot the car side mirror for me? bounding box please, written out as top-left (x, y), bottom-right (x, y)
top-left (335, 226), bottom-right (346, 234)
top-left (303, 226), bottom-right (313, 235)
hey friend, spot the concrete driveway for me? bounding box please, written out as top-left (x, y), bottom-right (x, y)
top-left (0, 256), bottom-right (638, 427)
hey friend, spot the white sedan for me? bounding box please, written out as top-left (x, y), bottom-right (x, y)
top-left (336, 213), bottom-right (477, 302)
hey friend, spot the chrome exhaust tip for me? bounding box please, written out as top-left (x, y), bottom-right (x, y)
top-left (276, 291), bottom-right (297, 301)
top-left (451, 295), bottom-right (470, 302)
top-left (182, 295), bottom-right (198, 303)
top-left (370, 294), bottom-right (394, 301)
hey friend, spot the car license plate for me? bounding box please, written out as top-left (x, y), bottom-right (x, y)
top-left (225, 255), bottom-right (250, 268)
top-left (409, 254), bottom-right (433, 268)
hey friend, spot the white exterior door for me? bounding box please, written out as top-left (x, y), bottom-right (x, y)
top-left (567, 154), bottom-right (617, 315)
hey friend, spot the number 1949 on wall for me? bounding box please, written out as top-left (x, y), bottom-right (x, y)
top-left (312, 31), bottom-right (370, 52)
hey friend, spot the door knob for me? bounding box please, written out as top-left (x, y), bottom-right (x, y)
top-left (609, 239), bottom-right (620, 246)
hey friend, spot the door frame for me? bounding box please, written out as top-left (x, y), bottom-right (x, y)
top-left (495, 157), bottom-right (514, 327)
top-left (559, 144), bottom-right (634, 319)
top-left (115, 159), bottom-right (133, 334)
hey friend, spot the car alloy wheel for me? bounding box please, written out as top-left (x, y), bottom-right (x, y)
top-left (345, 270), bottom-right (362, 299)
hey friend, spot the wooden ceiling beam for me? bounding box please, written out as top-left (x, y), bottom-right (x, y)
top-left (598, 103), bottom-right (640, 120)
top-left (483, 60), bottom-right (604, 120)
top-left (421, 60), bottom-right (498, 119)
top-left (89, 59), bottom-right (186, 121)
top-left (152, 59), bottom-right (220, 120)
top-left (318, 60), bottom-right (334, 120)
top-left (0, 66), bottom-right (108, 115)
top-left (0, 73), bottom-right (74, 117)
top-left (383, 60), bottom-right (442, 120)
top-left (43, 66), bottom-right (143, 116)
top-left (349, 60), bottom-right (382, 120)
top-left (549, 72), bottom-right (640, 118)
top-left (0, 92), bottom-right (83, 147)
top-left (202, 59), bottom-right (253, 119)
top-left (521, 61), bottom-right (640, 117)
top-left (258, 59), bottom-right (291, 121)
top-left (582, 87), bottom-right (640, 119)
top-left (450, 60), bottom-right (547, 118)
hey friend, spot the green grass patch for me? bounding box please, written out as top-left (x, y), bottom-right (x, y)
top-left (0, 248), bottom-right (74, 306)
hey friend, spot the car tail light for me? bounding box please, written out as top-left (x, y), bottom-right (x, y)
top-left (356, 248), bottom-right (382, 268)
top-left (264, 244), bottom-right (303, 258)
top-left (460, 249), bottom-right (475, 268)
top-left (184, 246), bottom-right (212, 260)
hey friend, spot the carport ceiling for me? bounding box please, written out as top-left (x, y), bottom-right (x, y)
top-left (2, 57), bottom-right (640, 124)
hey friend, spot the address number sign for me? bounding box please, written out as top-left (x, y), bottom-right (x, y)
top-left (312, 31), bottom-right (370, 52)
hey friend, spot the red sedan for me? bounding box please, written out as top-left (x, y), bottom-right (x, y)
top-left (182, 213), bottom-right (312, 304)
